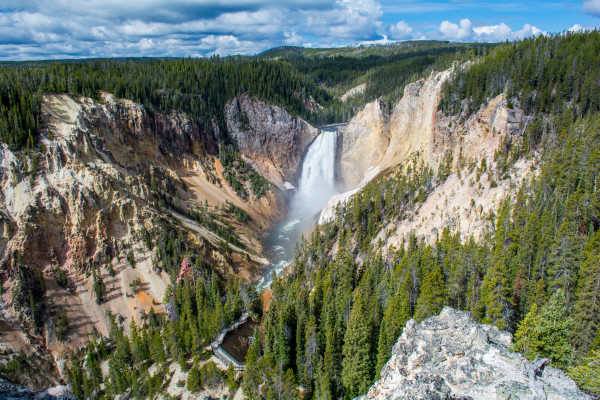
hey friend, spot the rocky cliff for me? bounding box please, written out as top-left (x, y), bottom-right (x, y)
top-left (0, 92), bottom-right (290, 387)
top-left (359, 307), bottom-right (589, 400)
top-left (337, 68), bottom-right (527, 189)
top-left (328, 67), bottom-right (534, 243)
top-left (225, 94), bottom-right (318, 190)
top-left (337, 101), bottom-right (388, 189)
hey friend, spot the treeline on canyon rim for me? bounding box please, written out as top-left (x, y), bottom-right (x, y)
top-left (0, 41), bottom-right (485, 151)
top-left (438, 31), bottom-right (600, 119)
top-left (4, 31), bottom-right (600, 399)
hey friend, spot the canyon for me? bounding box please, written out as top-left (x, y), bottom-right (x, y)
top-left (0, 65), bottom-right (576, 398)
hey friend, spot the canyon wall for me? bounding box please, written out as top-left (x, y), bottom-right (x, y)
top-left (337, 68), bottom-right (527, 189)
top-left (0, 92), bottom-right (305, 385)
top-left (329, 67), bottom-right (533, 243)
top-left (225, 94), bottom-right (318, 190)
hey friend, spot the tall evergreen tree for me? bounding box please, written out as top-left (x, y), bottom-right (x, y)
top-left (414, 259), bottom-right (446, 322)
top-left (572, 230), bottom-right (600, 357)
top-left (341, 290), bottom-right (374, 398)
top-left (375, 286), bottom-right (410, 377)
top-left (569, 348), bottom-right (600, 396)
top-left (476, 260), bottom-right (513, 331)
top-left (514, 289), bottom-right (573, 367)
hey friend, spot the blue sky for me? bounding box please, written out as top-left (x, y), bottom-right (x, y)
top-left (0, 0), bottom-right (598, 60)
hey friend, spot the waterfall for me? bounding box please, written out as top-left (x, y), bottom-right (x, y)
top-left (292, 130), bottom-right (337, 219)
top-left (258, 129), bottom-right (338, 289)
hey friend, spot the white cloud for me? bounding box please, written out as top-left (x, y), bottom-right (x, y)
top-left (0, 0), bottom-right (388, 59)
top-left (568, 24), bottom-right (587, 32)
top-left (358, 35), bottom-right (396, 46)
top-left (301, 0), bottom-right (383, 43)
top-left (284, 31), bottom-right (305, 46)
top-left (568, 24), bottom-right (585, 32)
top-left (388, 21), bottom-right (414, 40)
top-left (473, 23), bottom-right (512, 41)
top-left (583, 0), bottom-right (600, 17)
top-left (433, 18), bottom-right (544, 42)
top-left (438, 19), bottom-right (473, 41)
top-left (0, 0), bottom-right (554, 60)
top-left (512, 24), bottom-right (544, 39)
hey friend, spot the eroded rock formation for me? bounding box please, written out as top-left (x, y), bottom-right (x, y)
top-left (0, 92), bottom-right (290, 385)
top-left (337, 68), bottom-right (528, 190)
top-left (327, 67), bottom-right (534, 244)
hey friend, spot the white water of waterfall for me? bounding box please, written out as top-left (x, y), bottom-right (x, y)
top-left (292, 130), bottom-right (337, 219)
top-left (258, 129), bottom-right (339, 289)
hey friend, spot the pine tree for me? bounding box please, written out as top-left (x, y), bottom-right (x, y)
top-left (274, 368), bottom-right (299, 400)
top-left (513, 304), bottom-right (539, 359)
top-left (375, 288), bottom-right (410, 378)
top-left (187, 364), bottom-right (202, 392)
top-left (242, 328), bottom-right (263, 397)
top-left (226, 363), bottom-right (238, 393)
top-left (314, 356), bottom-right (333, 400)
top-left (414, 255), bottom-right (446, 322)
top-left (92, 269), bottom-right (106, 304)
top-left (537, 289), bottom-right (574, 367)
top-left (303, 315), bottom-right (319, 381)
top-left (341, 290), bottom-right (374, 398)
top-left (85, 346), bottom-right (103, 396)
top-left (549, 217), bottom-right (580, 303)
top-left (571, 230), bottom-right (600, 357)
top-left (68, 355), bottom-right (86, 399)
top-left (569, 348), bottom-right (600, 397)
top-left (513, 289), bottom-right (573, 367)
top-left (476, 260), bottom-right (513, 331)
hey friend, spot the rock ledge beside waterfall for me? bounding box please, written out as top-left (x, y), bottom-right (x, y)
top-left (225, 94), bottom-right (318, 189)
top-left (357, 307), bottom-right (589, 400)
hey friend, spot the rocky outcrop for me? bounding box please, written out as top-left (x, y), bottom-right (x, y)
top-left (225, 94), bottom-right (318, 189)
top-left (359, 307), bottom-right (588, 400)
top-left (337, 101), bottom-right (387, 189)
top-left (340, 83), bottom-right (366, 102)
top-left (0, 378), bottom-right (75, 400)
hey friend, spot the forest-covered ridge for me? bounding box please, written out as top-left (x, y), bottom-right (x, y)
top-left (439, 30), bottom-right (600, 119)
top-left (0, 40), bottom-right (487, 151)
top-left (4, 31), bottom-right (600, 400)
top-left (258, 40), bottom-right (476, 59)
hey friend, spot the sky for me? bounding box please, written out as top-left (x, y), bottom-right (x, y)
top-left (0, 0), bottom-right (599, 60)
